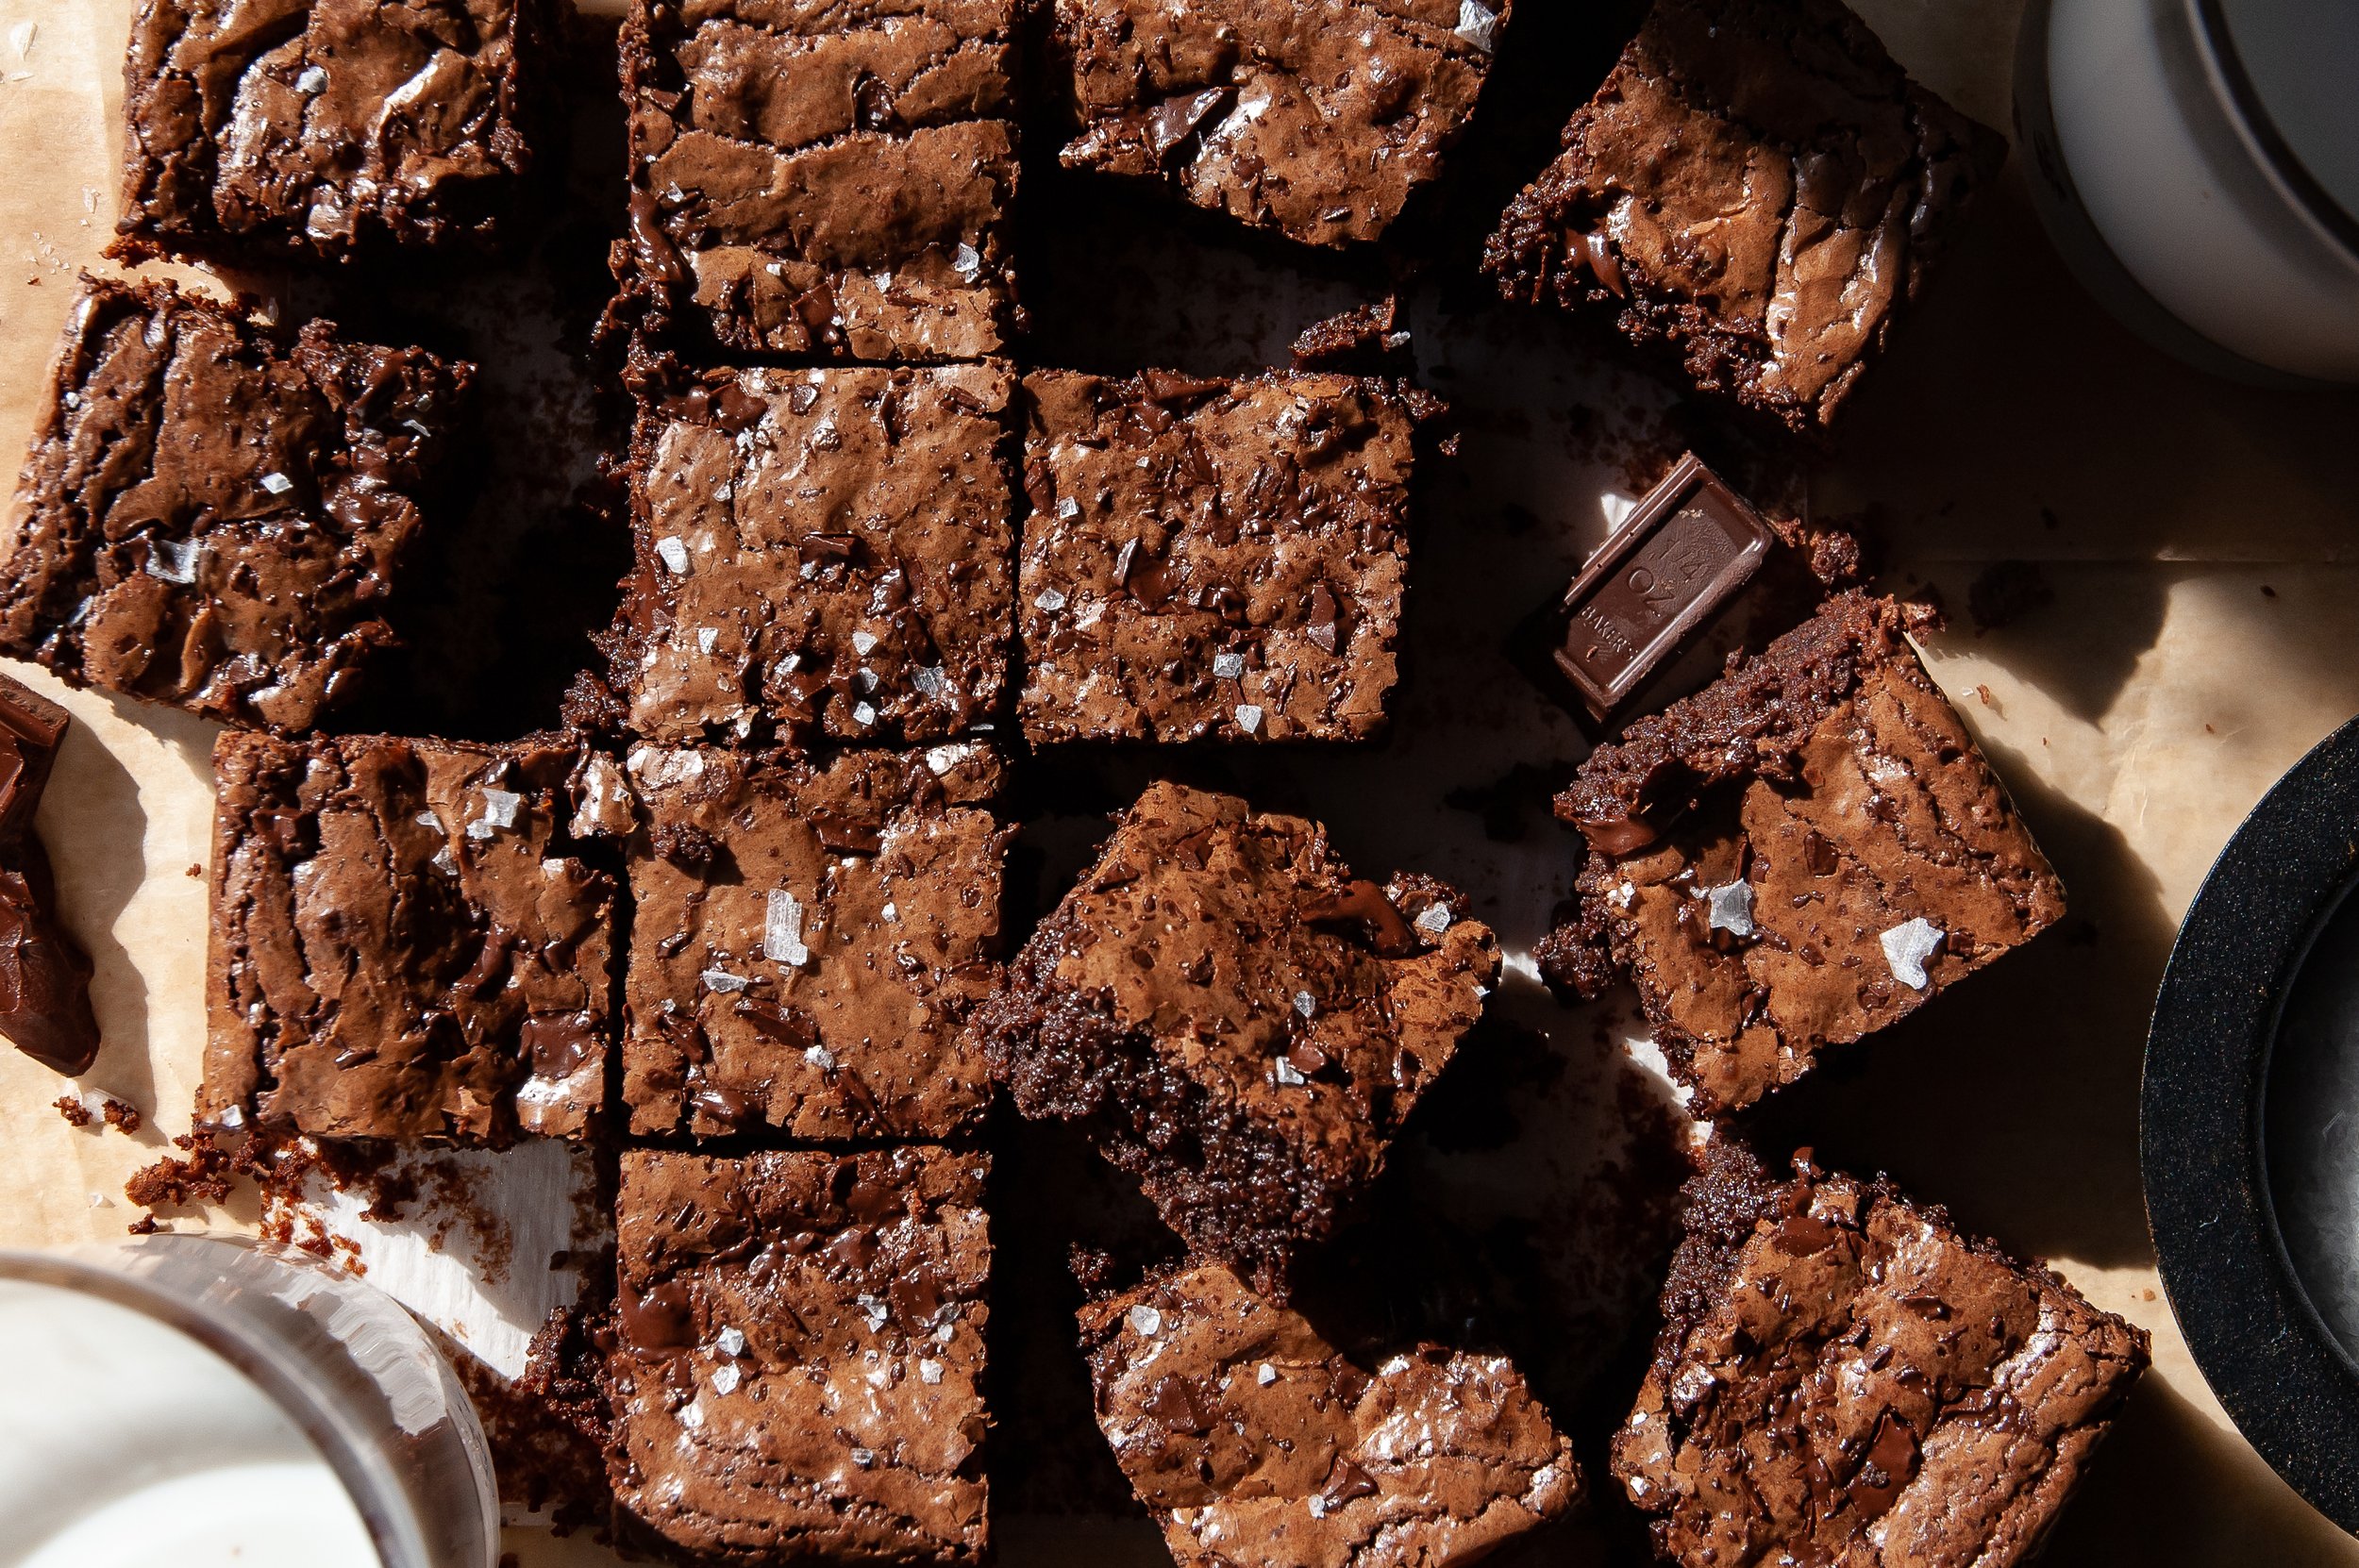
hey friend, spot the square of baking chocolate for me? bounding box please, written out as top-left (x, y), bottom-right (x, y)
top-left (0, 275), bottom-right (470, 732)
top-left (1081, 1259), bottom-right (1581, 1567)
top-left (1537, 592), bottom-right (2065, 1114)
top-left (117, 0), bottom-right (550, 261)
top-left (622, 741), bottom-right (1007, 1141)
top-left (619, 0), bottom-right (1020, 359)
top-left (202, 730), bottom-right (615, 1143)
top-left (1017, 370), bottom-right (1422, 744)
top-left (1615, 1143), bottom-right (2147, 1567)
top-left (974, 781), bottom-right (1499, 1294)
top-left (608, 1147), bottom-right (991, 1564)
top-left (1482, 0), bottom-right (2004, 436)
top-left (1053, 0), bottom-right (1507, 249)
top-left (611, 361), bottom-right (1015, 749)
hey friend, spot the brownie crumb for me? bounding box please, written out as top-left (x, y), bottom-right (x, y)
top-left (124, 1131), bottom-right (237, 1210)
top-left (52, 1094), bottom-right (92, 1127)
top-left (103, 1098), bottom-right (142, 1134)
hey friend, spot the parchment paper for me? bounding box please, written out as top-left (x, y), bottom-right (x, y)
top-left (4, 1), bottom-right (2359, 1563)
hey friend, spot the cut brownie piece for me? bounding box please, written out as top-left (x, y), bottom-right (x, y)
top-left (0, 275), bottom-right (469, 732)
top-left (974, 781), bottom-right (1499, 1294)
top-left (1017, 370), bottom-right (1423, 744)
top-left (202, 730), bottom-right (615, 1143)
top-left (607, 1147), bottom-right (991, 1565)
top-left (622, 742), bottom-right (1008, 1141)
top-left (1482, 0), bottom-right (2005, 436)
top-left (1053, 0), bottom-right (1508, 249)
top-left (1080, 1259), bottom-right (1580, 1568)
top-left (1616, 1143), bottom-right (2148, 1567)
top-left (618, 0), bottom-right (1019, 359)
top-left (117, 0), bottom-right (549, 261)
top-left (1538, 592), bottom-right (2064, 1114)
top-left (610, 359), bottom-right (1015, 749)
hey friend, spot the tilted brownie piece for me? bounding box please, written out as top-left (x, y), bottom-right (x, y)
top-left (1053, 0), bottom-right (1507, 249)
top-left (1018, 370), bottom-right (1423, 744)
top-left (618, 0), bottom-right (1019, 359)
top-left (1616, 1143), bottom-right (2147, 1567)
top-left (622, 741), bottom-right (1008, 1141)
top-left (607, 1147), bottom-right (991, 1565)
top-left (202, 730), bottom-right (615, 1143)
top-left (974, 781), bottom-right (1498, 1295)
top-left (610, 359), bottom-right (1015, 749)
top-left (1080, 1259), bottom-right (1580, 1568)
top-left (1537, 592), bottom-right (2064, 1115)
top-left (0, 672), bottom-right (98, 1077)
top-left (117, 0), bottom-right (548, 261)
top-left (0, 275), bottom-right (469, 732)
top-left (1482, 0), bottom-right (2004, 436)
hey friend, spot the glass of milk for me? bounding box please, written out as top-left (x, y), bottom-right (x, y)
top-left (0, 1235), bottom-right (499, 1568)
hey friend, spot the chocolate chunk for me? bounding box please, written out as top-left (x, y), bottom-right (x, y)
top-left (0, 674), bottom-right (68, 841)
top-left (0, 849), bottom-right (99, 1076)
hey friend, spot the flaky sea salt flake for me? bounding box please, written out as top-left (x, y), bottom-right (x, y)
top-left (1705, 880), bottom-right (1755, 938)
top-left (1128, 1304), bottom-right (1162, 1337)
top-left (765, 890), bottom-right (811, 966)
top-left (1879, 918), bottom-right (1944, 991)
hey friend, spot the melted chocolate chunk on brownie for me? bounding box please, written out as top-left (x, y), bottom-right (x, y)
top-left (1542, 592), bottom-right (2064, 1114)
top-left (1053, 0), bottom-right (1509, 249)
top-left (203, 730), bottom-right (614, 1143)
top-left (0, 671), bottom-right (97, 1077)
top-left (608, 359), bottom-right (1015, 750)
top-left (1018, 369), bottom-right (1427, 744)
top-left (617, 0), bottom-right (1020, 359)
top-left (1483, 0), bottom-right (2003, 436)
top-left (973, 781), bottom-right (1498, 1296)
top-left (0, 275), bottom-right (469, 732)
top-left (607, 1147), bottom-right (991, 1564)
top-left (117, 0), bottom-right (549, 261)
top-left (621, 742), bottom-right (1007, 1142)
top-left (1080, 1259), bottom-right (1581, 1568)
top-left (1616, 1143), bottom-right (2147, 1568)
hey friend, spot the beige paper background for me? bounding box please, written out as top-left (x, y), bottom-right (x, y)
top-left (1, 0), bottom-right (2357, 1562)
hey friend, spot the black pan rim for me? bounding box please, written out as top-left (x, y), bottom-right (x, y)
top-left (2143, 710), bottom-right (2359, 1533)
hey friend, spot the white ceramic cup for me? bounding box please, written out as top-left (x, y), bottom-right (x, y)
top-left (2016, 0), bottom-right (2359, 385)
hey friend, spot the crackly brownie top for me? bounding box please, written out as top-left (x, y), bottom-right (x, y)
top-left (614, 362), bottom-right (1013, 748)
top-left (203, 729), bottom-right (612, 1144)
top-left (1615, 1143), bottom-right (2148, 1568)
top-left (1484, 0), bottom-right (2001, 430)
top-left (0, 275), bottom-right (468, 732)
top-left (1055, 0), bottom-right (1500, 248)
top-left (1018, 370), bottom-right (1420, 743)
top-left (610, 1147), bottom-right (990, 1564)
top-left (119, 0), bottom-right (540, 259)
top-left (1080, 1259), bottom-right (1580, 1568)
top-left (623, 741), bottom-right (1007, 1141)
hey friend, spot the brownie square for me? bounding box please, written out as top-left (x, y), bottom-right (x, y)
top-left (1615, 1143), bottom-right (2148, 1567)
top-left (608, 1147), bottom-right (991, 1565)
top-left (1482, 0), bottom-right (2004, 436)
top-left (611, 360), bottom-right (1015, 749)
top-left (974, 780), bottom-right (1499, 1294)
top-left (117, 0), bottom-right (548, 262)
top-left (1536, 592), bottom-right (2064, 1115)
top-left (1017, 370), bottom-right (1423, 744)
top-left (0, 275), bottom-right (470, 732)
top-left (619, 0), bottom-right (1019, 359)
top-left (1080, 1259), bottom-right (1581, 1568)
top-left (622, 742), bottom-right (1008, 1141)
top-left (201, 730), bottom-right (615, 1143)
top-left (1053, 0), bottom-right (1507, 249)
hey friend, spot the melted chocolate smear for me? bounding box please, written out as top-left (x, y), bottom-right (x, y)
top-left (734, 996), bottom-right (819, 1052)
top-left (522, 1013), bottom-right (595, 1079)
top-left (1146, 1373), bottom-right (1212, 1434)
top-left (0, 861), bottom-right (97, 1076)
top-left (1848, 1413), bottom-right (1919, 1520)
top-left (1302, 879), bottom-right (1418, 958)
top-left (626, 190), bottom-right (684, 285)
top-left (618, 1276), bottom-right (694, 1352)
top-left (1320, 1458), bottom-right (1380, 1508)
top-left (685, 1066), bottom-right (755, 1130)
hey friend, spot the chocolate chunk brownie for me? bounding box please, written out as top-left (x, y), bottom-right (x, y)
top-left (1616, 1143), bottom-right (2148, 1567)
top-left (618, 0), bottom-right (1019, 359)
top-left (1482, 0), bottom-right (2004, 436)
top-left (622, 742), bottom-right (1008, 1141)
top-left (0, 672), bottom-right (98, 1077)
top-left (202, 730), bottom-right (615, 1143)
top-left (608, 1147), bottom-right (991, 1564)
top-left (1538, 592), bottom-right (2064, 1115)
top-left (116, 0), bottom-right (549, 261)
top-left (1053, 0), bottom-right (1508, 249)
top-left (1018, 370), bottom-right (1423, 744)
top-left (609, 359), bottom-right (1015, 749)
top-left (1080, 1259), bottom-right (1581, 1568)
top-left (0, 275), bottom-right (469, 732)
top-left (974, 781), bottom-right (1498, 1294)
